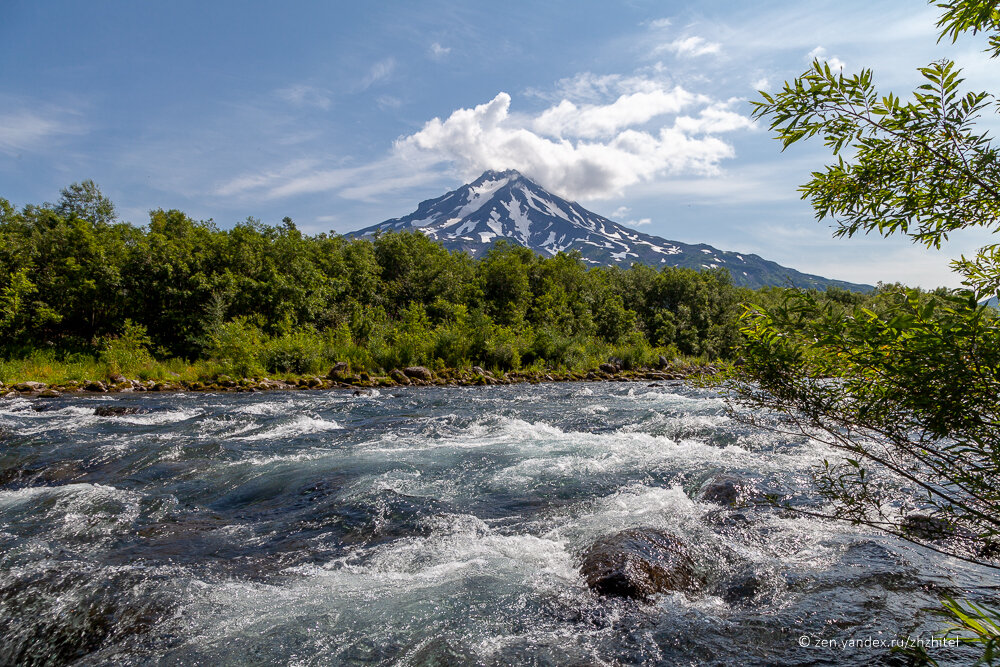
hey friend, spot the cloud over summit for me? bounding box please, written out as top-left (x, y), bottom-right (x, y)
top-left (395, 81), bottom-right (752, 200)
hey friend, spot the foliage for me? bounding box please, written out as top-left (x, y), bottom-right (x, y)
top-left (205, 317), bottom-right (263, 378)
top-left (99, 319), bottom-right (153, 376)
top-left (260, 330), bottom-right (326, 375)
top-left (0, 196), bottom-right (767, 372)
top-left (54, 180), bottom-right (117, 226)
top-left (730, 290), bottom-right (1000, 562)
top-left (729, 0), bottom-right (1000, 659)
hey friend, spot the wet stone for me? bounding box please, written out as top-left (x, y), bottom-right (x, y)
top-left (94, 406), bottom-right (145, 417)
top-left (580, 528), bottom-right (701, 600)
top-left (697, 474), bottom-right (745, 506)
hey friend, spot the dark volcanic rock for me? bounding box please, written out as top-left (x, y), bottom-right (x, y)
top-left (901, 513), bottom-right (953, 541)
top-left (580, 528), bottom-right (700, 600)
top-left (403, 366), bottom-right (433, 381)
top-left (94, 406), bottom-right (144, 417)
top-left (697, 474), bottom-right (745, 506)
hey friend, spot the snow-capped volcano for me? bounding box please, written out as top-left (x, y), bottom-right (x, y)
top-left (353, 169), bottom-right (869, 291)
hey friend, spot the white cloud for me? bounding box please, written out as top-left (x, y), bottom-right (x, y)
top-left (395, 86), bottom-right (749, 200)
top-left (609, 205), bottom-right (651, 226)
top-left (806, 46), bottom-right (845, 71)
top-left (215, 73), bottom-right (754, 204)
top-left (377, 95), bottom-right (402, 109)
top-left (361, 58), bottom-right (395, 89)
top-left (661, 36), bottom-right (721, 58)
top-left (430, 42), bottom-right (451, 59)
top-left (532, 71), bottom-right (663, 104)
top-left (533, 87), bottom-right (702, 139)
top-left (647, 18), bottom-right (672, 29)
top-left (276, 84), bottom-right (331, 110)
top-left (673, 100), bottom-right (754, 134)
top-left (0, 109), bottom-right (81, 155)
top-left (214, 158), bottom-right (320, 197)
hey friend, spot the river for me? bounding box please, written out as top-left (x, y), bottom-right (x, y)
top-left (0, 382), bottom-right (992, 665)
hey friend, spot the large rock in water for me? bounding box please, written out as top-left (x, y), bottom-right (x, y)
top-left (580, 528), bottom-right (700, 600)
top-left (697, 474), bottom-right (745, 506)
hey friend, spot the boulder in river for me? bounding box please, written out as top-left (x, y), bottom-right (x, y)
top-left (13, 381), bottom-right (46, 393)
top-left (94, 406), bottom-right (144, 417)
top-left (84, 381), bottom-right (107, 392)
top-left (901, 513), bottom-right (953, 541)
top-left (403, 366), bottom-right (433, 381)
top-left (696, 474), bottom-right (745, 506)
top-left (580, 528), bottom-right (701, 600)
top-left (598, 362), bottom-right (619, 374)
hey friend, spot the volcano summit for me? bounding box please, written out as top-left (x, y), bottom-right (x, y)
top-left (354, 169), bottom-right (869, 291)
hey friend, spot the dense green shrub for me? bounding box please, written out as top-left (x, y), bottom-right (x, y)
top-left (205, 317), bottom-right (263, 378)
top-left (99, 320), bottom-right (153, 376)
top-left (260, 330), bottom-right (326, 375)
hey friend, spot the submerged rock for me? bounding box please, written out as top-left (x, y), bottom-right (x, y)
top-left (901, 513), bottom-right (953, 541)
top-left (696, 474), bottom-right (745, 506)
top-left (580, 528), bottom-right (700, 600)
top-left (93, 406), bottom-right (144, 417)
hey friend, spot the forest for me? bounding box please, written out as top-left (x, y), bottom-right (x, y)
top-left (0, 181), bottom-right (921, 383)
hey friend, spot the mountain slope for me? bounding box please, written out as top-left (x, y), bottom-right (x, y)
top-left (353, 169), bottom-right (871, 291)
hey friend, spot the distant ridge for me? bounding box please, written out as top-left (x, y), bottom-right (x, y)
top-left (353, 169), bottom-right (872, 291)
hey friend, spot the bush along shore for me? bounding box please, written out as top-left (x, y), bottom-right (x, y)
top-left (0, 358), bottom-right (720, 399)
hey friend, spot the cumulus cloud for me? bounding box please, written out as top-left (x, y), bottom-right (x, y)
top-left (218, 74), bottom-right (754, 203)
top-left (395, 84), bottom-right (750, 200)
top-left (806, 46), bottom-right (845, 71)
top-left (532, 87), bottom-right (703, 139)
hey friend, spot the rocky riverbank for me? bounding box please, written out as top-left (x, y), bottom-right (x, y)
top-left (0, 362), bottom-right (721, 398)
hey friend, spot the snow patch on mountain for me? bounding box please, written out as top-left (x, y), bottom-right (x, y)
top-left (351, 169), bottom-right (871, 291)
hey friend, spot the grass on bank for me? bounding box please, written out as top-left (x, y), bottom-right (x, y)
top-left (0, 319), bottom-right (708, 386)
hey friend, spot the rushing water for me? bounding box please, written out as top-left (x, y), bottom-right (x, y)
top-left (0, 381), bottom-right (994, 666)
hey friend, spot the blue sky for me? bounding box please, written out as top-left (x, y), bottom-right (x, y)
top-left (1, 0), bottom-right (996, 288)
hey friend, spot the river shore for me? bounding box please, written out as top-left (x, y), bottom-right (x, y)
top-left (0, 362), bottom-right (720, 398)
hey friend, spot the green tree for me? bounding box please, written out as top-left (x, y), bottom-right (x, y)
top-left (726, 0), bottom-right (1000, 659)
top-left (54, 180), bottom-right (116, 225)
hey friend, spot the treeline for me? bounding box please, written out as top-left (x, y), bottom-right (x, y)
top-left (0, 181), bottom-right (906, 379)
